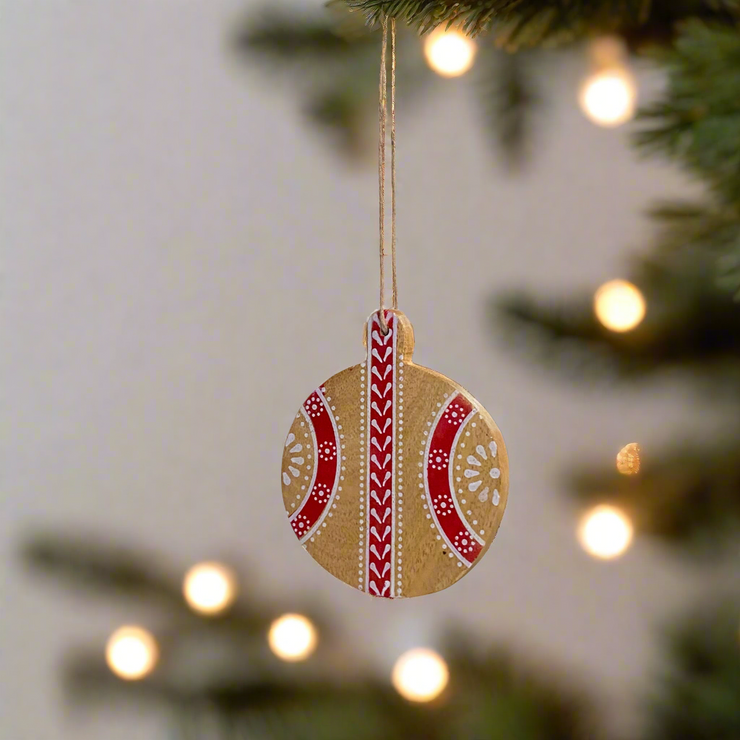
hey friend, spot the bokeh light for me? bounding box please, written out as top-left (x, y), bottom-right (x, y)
top-left (183, 562), bottom-right (237, 615)
top-left (578, 505), bottom-right (633, 559)
top-left (423, 27), bottom-right (476, 77)
top-left (579, 69), bottom-right (636, 127)
top-left (594, 279), bottom-right (646, 332)
top-left (616, 442), bottom-right (641, 475)
top-left (106, 626), bottom-right (158, 680)
top-left (391, 647), bottom-right (449, 702)
top-left (268, 613), bottom-right (317, 662)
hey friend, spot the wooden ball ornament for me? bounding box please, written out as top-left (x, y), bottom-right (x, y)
top-left (281, 310), bottom-right (509, 598)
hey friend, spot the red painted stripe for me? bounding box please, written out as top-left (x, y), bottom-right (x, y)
top-left (366, 311), bottom-right (394, 598)
top-left (426, 394), bottom-right (483, 564)
top-left (290, 391), bottom-right (338, 541)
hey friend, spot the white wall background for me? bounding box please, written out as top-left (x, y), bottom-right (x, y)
top-left (1, 2), bottom-right (719, 739)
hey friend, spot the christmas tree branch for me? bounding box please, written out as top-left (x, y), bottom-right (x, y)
top-left (25, 530), bottom-right (598, 740)
top-left (569, 443), bottom-right (740, 552)
top-left (344, 0), bottom-right (737, 45)
top-left (477, 46), bottom-right (539, 166)
top-left (345, 0), bottom-right (649, 38)
top-left (647, 600), bottom-right (740, 740)
top-left (496, 251), bottom-right (740, 381)
top-left (24, 530), bottom-right (740, 738)
top-left (238, 4), bottom-right (739, 166)
top-left (22, 535), bottom-right (181, 602)
top-left (236, 8), bottom-right (373, 62)
top-left (635, 22), bottom-right (740, 206)
top-left (21, 534), bottom-right (273, 633)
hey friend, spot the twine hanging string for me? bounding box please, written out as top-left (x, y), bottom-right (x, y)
top-left (378, 16), bottom-right (398, 334)
top-left (390, 17), bottom-right (398, 313)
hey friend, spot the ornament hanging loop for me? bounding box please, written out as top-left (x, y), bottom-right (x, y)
top-left (378, 15), bottom-right (398, 334)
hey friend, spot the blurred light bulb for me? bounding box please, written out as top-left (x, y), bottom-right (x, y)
top-left (594, 279), bottom-right (646, 332)
top-left (183, 562), bottom-right (237, 615)
top-left (106, 626), bottom-right (158, 680)
top-left (268, 614), bottom-right (317, 662)
top-left (616, 442), bottom-right (641, 475)
top-left (579, 69), bottom-right (636, 127)
top-left (578, 505), bottom-right (633, 559)
top-left (424, 27), bottom-right (476, 77)
top-left (392, 648), bottom-right (449, 702)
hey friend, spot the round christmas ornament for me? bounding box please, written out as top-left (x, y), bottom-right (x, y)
top-left (281, 310), bottom-right (508, 598)
top-left (280, 17), bottom-right (509, 598)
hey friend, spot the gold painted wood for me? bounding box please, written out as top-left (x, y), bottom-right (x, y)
top-left (281, 310), bottom-right (508, 598)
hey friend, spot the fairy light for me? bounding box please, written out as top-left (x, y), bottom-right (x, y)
top-left (423, 27), bottom-right (476, 77)
top-left (616, 443), bottom-right (641, 475)
top-left (594, 279), bottom-right (646, 332)
top-left (183, 562), bottom-right (237, 616)
top-left (106, 626), bottom-right (158, 680)
top-left (579, 70), bottom-right (636, 126)
top-left (578, 505), bottom-right (633, 559)
top-left (391, 648), bottom-right (449, 702)
top-left (268, 614), bottom-right (317, 662)
top-left (579, 36), bottom-right (636, 127)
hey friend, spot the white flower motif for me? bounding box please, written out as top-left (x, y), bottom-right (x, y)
top-left (443, 402), bottom-right (466, 426)
top-left (433, 494), bottom-right (454, 516)
top-left (294, 513), bottom-right (310, 532)
top-left (304, 397), bottom-right (323, 418)
top-left (463, 442), bottom-right (501, 505)
top-left (453, 531), bottom-right (475, 555)
top-left (282, 432), bottom-right (306, 486)
top-left (318, 440), bottom-right (337, 461)
top-left (429, 448), bottom-right (449, 471)
top-left (313, 481), bottom-right (332, 504)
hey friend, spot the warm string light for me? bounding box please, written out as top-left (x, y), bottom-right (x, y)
top-left (579, 36), bottom-right (636, 127)
top-left (578, 505), bottom-right (633, 559)
top-left (580, 70), bottom-right (636, 126)
top-left (268, 613), bottom-right (317, 662)
top-left (106, 626), bottom-right (158, 680)
top-left (616, 442), bottom-right (641, 475)
top-left (594, 279), bottom-right (646, 332)
top-left (423, 27), bottom-right (476, 77)
top-left (183, 562), bottom-right (237, 616)
top-left (391, 648), bottom-right (449, 702)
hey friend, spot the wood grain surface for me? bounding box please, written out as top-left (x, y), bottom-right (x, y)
top-left (281, 310), bottom-right (508, 598)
